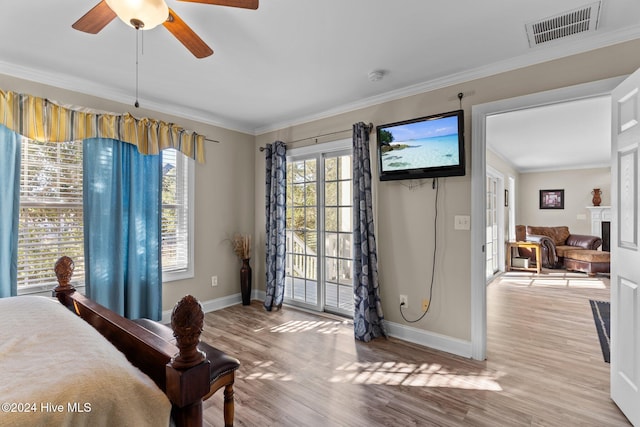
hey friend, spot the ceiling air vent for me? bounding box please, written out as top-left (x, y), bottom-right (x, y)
top-left (526, 1), bottom-right (601, 47)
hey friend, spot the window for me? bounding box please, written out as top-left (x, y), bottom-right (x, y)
top-left (161, 149), bottom-right (194, 281)
top-left (18, 138), bottom-right (85, 292)
top-left (17, 140), bottom-right (193, 294)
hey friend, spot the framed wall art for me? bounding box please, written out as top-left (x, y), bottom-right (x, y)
top-left (540, 189), bottom-right (564, 209)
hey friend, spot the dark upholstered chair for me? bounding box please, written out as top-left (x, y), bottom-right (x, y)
top-left (515, 225), bottom-right (602, 269)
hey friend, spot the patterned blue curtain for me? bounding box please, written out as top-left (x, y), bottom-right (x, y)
top-left (264, 141), bottom-right (287, 311)
top-left (353, 122), bottom-right (386, 341)
top-left (0, 125), bottom-right (21, 297)
top-left (83, 138), bottom-right (162, 320)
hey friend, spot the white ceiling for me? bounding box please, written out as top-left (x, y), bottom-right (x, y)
top-left (486, 96), bottom-right (611, 173)
top-left (1, 0), bottom-right (640, 136)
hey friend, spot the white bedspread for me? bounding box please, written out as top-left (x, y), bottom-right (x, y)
top-left (0, 296), bottom-right (171, 427)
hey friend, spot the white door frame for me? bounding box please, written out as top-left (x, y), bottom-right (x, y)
top-left (470, 76), bottom-right (624, 360)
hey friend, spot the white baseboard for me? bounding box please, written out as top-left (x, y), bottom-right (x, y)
top-left (161, 289), bottom-right (266, 323)
top-left (163, 291), bottom-right (471, 359)
top-left (385, 321), bottom-right (472, 359)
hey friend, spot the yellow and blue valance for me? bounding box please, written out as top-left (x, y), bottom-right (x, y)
top-left (0, 89), bottom-right (205, 163)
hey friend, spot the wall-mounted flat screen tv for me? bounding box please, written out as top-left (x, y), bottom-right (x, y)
top-left (376, 110), bottom-right (465, 181)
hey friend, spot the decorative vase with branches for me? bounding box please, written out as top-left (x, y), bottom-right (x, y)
top-left (230, 233), bottom-right (251, 260)
top-left (230, 233), bottom-right (252, 305)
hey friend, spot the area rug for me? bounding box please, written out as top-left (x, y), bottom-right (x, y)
top-left (589, 299), bottom-right (610, 363)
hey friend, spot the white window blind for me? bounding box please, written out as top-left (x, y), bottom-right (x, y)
top-left (161, 149), bottom-right (193, 279)
top-left (17, 142), bottom-right (193, 293)
top-left (18, 138), bottom-right (85, 291)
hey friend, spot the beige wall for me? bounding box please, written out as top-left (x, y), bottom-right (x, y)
top-left (517, 167), bottom-right (611, 235)
top-left (255, 39), bottom-right (640, 342)
top-left (5, 37), bottom-right (640, 343)
top-left (256, 92), bottom-right (473, 339)
top-left (0, 74), bottom-right (256, 311)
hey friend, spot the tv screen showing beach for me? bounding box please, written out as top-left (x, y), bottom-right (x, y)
top-left (378, 114), bottom-right (461, 173)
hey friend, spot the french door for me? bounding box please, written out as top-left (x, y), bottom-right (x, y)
top-left (486, 167), bottom-right (506, 280)
top-left (284, 140), bottom-right (353, 316)
top-left (486, 173), bottom-right (500, 279)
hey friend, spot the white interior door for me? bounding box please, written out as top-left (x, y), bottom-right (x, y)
top-left (610, 68), bottom-right (640, 426)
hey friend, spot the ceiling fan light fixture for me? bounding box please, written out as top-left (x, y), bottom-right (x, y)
top-left (106, 0), bottom-right (169, 30)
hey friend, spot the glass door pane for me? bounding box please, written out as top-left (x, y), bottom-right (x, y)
top-left (486, 175), bottom-right (499, 279)
top-left (284, 158), bottom-right (320, 309)
top-left (323, 153), bottom-right (353, 315)
top-left (284, 143), bottom-right (353, 317)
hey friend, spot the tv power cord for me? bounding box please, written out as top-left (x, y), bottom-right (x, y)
top-left (400, 177), bottom-right (438, 323)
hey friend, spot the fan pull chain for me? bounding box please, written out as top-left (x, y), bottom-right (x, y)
top-left (135, 29), bottom-right (140, 108)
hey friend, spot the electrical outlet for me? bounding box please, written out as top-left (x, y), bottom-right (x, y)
top-left (211, 276), bottom-right (218, 287)
top-left (399, 294), bottom-right (408, 308)
top-left (422, 299), bottom-right (429, 311)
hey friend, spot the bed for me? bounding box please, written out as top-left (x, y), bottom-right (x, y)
top-left (0, 295), bottom-right (172, 426)
top-left (0, 256), bottom-right (237, 427)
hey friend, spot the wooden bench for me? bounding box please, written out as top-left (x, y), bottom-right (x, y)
top-left (133, 318), bottom-right (240, 427)
top-left (563, 249), bottom-right (610, 277)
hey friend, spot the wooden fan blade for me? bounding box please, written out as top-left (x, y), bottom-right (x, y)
top-left (72, 0), bottom-right (117, 34)
top-left (178, 0), bottom-right (258, 10)
top-left (163, 9), bottom-right (214, 58)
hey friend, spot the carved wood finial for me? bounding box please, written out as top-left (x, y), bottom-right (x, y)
top-left (171, 294), bottom-right (206, 369)
top-left (53, 256), bottom-right (76, 295)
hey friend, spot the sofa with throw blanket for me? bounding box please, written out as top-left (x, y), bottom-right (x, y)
top-left (515, 225), bottom-right (602, 269)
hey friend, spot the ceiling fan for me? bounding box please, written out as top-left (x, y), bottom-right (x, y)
top-left (72, 0), bottom-right (259, 59)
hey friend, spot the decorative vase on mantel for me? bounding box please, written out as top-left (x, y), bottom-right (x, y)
top-left (592, 188), bottom-right (602, 207)
top-left (240, 258), bottom-right (252, 306)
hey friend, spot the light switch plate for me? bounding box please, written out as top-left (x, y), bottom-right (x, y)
top-left (454, 215), bottom-right (471, 230)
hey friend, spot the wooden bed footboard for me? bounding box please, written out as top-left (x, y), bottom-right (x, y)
top-left (52, 256), bottom-right (209, 427)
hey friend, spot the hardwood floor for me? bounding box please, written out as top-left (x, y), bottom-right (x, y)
top-left (201, 271), bottom-right (629, 426)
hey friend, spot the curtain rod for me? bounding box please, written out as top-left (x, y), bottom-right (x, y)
top-left (258, 122), bottom-right (373, 151)
top-left (205, 137), bottom-right (220, 143)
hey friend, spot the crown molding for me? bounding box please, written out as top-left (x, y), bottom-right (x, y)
top-left (0, 61), bottom-right (255, 135)
top-left (2, 24), bottom-right (640, 138)
top-left (254, 25), bottom-right (640, 135)
top-left (519, 161), bottom-right (611, 174)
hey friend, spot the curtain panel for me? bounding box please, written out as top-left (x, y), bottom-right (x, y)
top-left (264, 141), bottom-right (287, 311)
top-left (352, 122), bottom-right (386, 342)
top-left (83, 138), bottom-right (163, 320)
top-left (0, 125), bottom-right (21, 297)
top-left (0, 89), bottom-right (205, 163)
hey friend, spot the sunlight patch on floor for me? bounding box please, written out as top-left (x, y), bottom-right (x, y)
top-left (567, 279), bottom-right (606, 288)
top-left (531, 279), bottom-right (572, 287)
top-left (328, 361), bottom-right (503, 390)
top-left (239, 359), bottom-right (503, 390)
top-left (498, 273), bottom-right (606, 289)
top-left (270, 320), bottom-right (351, 334)
top-left (241, 360), bottom-right (295, 381)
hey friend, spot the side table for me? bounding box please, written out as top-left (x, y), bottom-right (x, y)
top-left (506, 241), bottom-right (541, 274)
